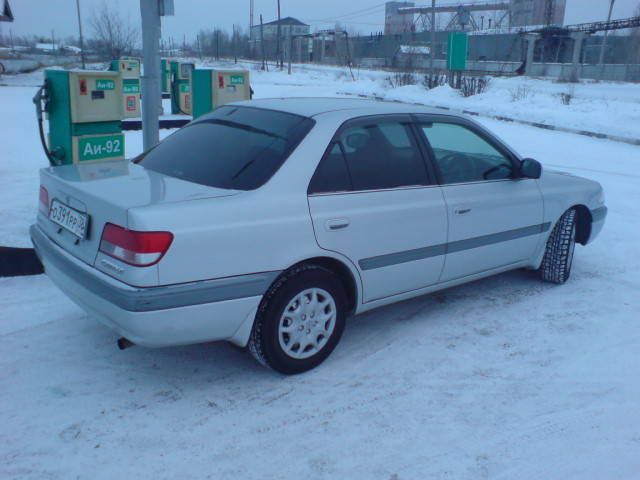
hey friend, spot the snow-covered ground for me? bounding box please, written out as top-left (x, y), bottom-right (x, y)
top-left (1, 64), bottom-right (639, 479)
top-left (211, 59), bottom-right (640, 140)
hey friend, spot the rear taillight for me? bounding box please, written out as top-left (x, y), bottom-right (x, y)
top-left (99, 223), bottom-right (173, 267)
top-left (39, 186), bottom-right (49, 213)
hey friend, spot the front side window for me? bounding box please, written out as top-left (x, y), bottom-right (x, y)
top-left (138, 106), bottom-right (314, 190)
top-left (420, 123), bottom-right (514, 184)
top-left (312, 120), bottom-right (428, 193)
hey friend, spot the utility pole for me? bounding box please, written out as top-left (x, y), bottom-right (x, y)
top-left (249, 0), bottom-right (254, 57)
top-left (276, 0), bottom-right (282, 69)
top-left (260, 14), bottom-right (266, 70)
top-left (344, 31), bottom-right (354, 80)
top-left (288, 29), bottom-right (292, 74)
top-left (598, 0), bottom-right (616, 74)
top-left (249, 0), bottom-right (254, 38)
top-left (233, 24), bottom-right (238, 63)
top-left (429, 0), bottom-right (436, 87)
top-left (75, 0), bottom-right (86, 68)
top-left (139, 0), bottom-right (162, 151)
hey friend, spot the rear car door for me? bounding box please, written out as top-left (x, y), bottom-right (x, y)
top-left (415, 116), bottom-right (545, 282)
top-left (307, 115), bottom-right (448, 303)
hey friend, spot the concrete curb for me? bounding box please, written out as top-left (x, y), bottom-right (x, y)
top-left (339, 92), bottom-right (640, 147)
top-left (0, 247), bottom-right (43, 277)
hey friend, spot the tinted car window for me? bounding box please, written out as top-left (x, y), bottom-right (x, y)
top-left (138, 106), bottom-right (315, 190)
top-left (337, 121), bottom-right (428, 191)
top-left (308, 143), bottom-right (352, 194)
top-left (420, 123), bottom-right (513, 184)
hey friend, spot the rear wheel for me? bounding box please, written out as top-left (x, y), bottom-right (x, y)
top-left (248, 264), bottom-right (347, 374)
top-left (539, 208), bottom-right (577, 284)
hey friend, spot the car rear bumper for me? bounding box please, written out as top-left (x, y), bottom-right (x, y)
top-left (588, 206), bottom-right (607, 244)
top-left (30, 224), bottom-right (278, 347)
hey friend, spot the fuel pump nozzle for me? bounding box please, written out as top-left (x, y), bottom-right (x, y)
top-left (33, 81), bottom-right (61, 166)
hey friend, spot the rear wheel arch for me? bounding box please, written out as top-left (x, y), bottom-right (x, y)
top-left (271, 257), bottom-right (359, 316)
top-left (248, 261), bottom-right (351, 373)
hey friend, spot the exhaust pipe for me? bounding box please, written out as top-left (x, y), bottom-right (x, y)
top-left (117, 337), bottom-right (135, 350)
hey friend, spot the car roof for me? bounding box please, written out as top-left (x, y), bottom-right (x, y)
top-left (229, 97), bottom-right (449, 118)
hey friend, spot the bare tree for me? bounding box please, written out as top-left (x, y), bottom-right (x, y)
top-left (90, 1), bottom-right (138, 59)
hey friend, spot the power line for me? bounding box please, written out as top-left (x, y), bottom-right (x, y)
top-left (303, 2), bottom-right (387, 24)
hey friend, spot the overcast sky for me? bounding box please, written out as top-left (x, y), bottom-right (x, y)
top-left (2, 0), bottom-right (639, 42)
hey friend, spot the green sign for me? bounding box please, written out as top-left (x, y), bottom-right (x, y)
top-left (230, 75), bottom-right (245, 85)
top-left (96, 79), bottom-right (116, 90)
top-left (78, 134), bottom-right (124, 162)
top-left (180, 83), bottom-right (190, 93)
top-left (123, 78), bottom-right (140, 94)
top-left (447, 32), bottom-right (468, 71)
top-left (127, 61), bottom-right (138, 69)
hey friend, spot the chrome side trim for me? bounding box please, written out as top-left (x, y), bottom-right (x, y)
top-left (358, 222), bottom-right (551, 271)
top-left (308, 179), bottom-right (516, 198)
top-left (447, 223), bottom-right (551, 254)
top-left (31, 225), bottom-right (279, 312)
top-left (359, 244), bottom-right (447, 271)
top-left (590, 206), bottom-right (607, 223)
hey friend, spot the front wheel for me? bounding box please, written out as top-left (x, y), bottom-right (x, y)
top-left (539, 208), bottom-right (577, 284)
top-left (248, 264), bottom-right (347, 374)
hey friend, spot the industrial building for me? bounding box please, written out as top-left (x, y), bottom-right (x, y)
top-left (510, 0), bottom-right (566, 27)
top-left (385, 0), bottom-right (568, 32)
top-left (385, 2), bottom-right (416, 34)
top-left (250, 17), bottom-right (310, 41)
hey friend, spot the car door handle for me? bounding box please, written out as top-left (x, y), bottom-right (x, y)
top-left (454, 207), bottom-right (472, 215)
top-left (326, 218), bottom-right (350, 231)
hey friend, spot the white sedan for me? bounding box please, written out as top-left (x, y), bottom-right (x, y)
top-left (31, 98), bottom-right (607, 374)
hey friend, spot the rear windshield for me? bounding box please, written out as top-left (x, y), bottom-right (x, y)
top-left (138, 106), bottom-right (315, 190)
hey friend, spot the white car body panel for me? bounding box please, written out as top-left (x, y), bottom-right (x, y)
top-left (309, 186), bottom-right (448, 302)
top-left (31, 98), bottom-right (607, 349)
top-left (439, 178), bottom-right (544, 281)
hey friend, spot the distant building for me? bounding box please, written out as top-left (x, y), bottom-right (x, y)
top-left (35, 43), bottom-right (58, 52)
top-left (510, 0), bottom-right (566, 27)
top-left (385, 1), bottom-right (415, 35)
top-left (250, 17), bottom-right (310, 41)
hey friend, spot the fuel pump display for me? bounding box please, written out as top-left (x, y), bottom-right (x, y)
top-left (169, 60), bottom-right (194, 115)
top-left (34, 70), bottom-right (124, 165)
top-left (110, 57), bottom-right (141, 118)
top-left (191, 69), bottom-right (251, 119)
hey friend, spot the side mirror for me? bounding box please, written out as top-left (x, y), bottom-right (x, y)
top-left (520, 158), bottom-right (542, 179)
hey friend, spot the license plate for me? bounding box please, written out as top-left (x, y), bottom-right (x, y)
top-left (49, 199), bottom-right (89, 239)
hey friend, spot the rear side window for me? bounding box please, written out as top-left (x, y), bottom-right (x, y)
top-left (309, 120), bottom-right (428, 194)
top-left (138, 106), bottom-right (315, 190)
top-left (308, 143), bottom-right (352, 194)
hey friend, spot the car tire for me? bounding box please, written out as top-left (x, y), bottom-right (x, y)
top-left (539, 208), bottom-right (577, 284)
top-left (248, 264), bottom-right (347, 374)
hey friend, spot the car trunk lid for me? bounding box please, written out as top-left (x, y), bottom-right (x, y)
top-left (38, 161), bottom-right (239, 269)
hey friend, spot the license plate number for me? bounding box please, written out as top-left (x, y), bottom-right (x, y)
top-left (49, 200), bottom-right (89, 239)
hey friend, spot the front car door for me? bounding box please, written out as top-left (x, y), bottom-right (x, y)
top-left (415, 116), bottom-right (545, 282)
top-left (307, 115), bottom-right (448, 303)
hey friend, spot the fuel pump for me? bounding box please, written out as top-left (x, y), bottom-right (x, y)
top-left (110, 57), bottom-right (141, 118)
top-left (169, 60), bottom-right (194, 115)
top-left (33, 69), bottom-right (124, 166)
top-left (191, 69), bottom-right (251, 119)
